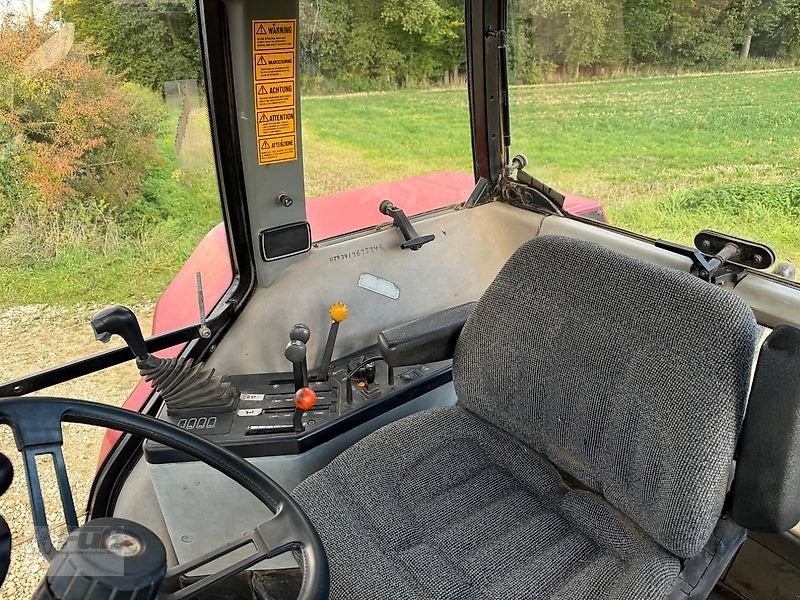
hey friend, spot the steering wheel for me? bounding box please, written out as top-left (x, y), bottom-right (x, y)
top-left (0, 396), bottom-right (329, 600)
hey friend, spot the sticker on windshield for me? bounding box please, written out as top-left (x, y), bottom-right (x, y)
top-left (253, 21), bottom-right (295, 51)
top-left (254, 82), bottom-right (294, 110)
top-left (254, 51), bottom-right (294, 82)
top-left (252, 19), bottom-right (297, 166)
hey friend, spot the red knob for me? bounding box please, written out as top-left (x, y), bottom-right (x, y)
top-left (294, 387), bottom-right (317, 411)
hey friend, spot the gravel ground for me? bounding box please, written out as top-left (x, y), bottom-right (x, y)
top-left (0, 304), bottom-right (154, 599)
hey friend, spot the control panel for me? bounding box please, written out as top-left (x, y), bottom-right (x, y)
top-left (89, 300), bottom-right (452, 464)
top-left (89, 296), bottom-right (455, 464)
top-left (144, 352), bottom-right (449, 462)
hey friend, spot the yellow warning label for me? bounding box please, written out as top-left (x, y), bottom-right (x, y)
top-left (254, 51), bottom-right (295, 82)
top-left (258, 134), bottom-right (297, 164)
top-left (254, 81), bottom-right (294, 110)
top-left (252, 20), bottom-right (297, 166)
top-left (257, 109), bottom-right (296, 137)
top-left (253, 20), bottom-right (295, 52)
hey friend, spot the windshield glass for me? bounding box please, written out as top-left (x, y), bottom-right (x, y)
top-left (297, 0), bottom-right (473, 237)
top-left (0, 0), bottom-right (227, 309)
top-left (507, 0), bottom-right (800, 270)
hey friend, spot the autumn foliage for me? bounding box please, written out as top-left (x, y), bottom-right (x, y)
top-left (0, 16), bottom-right (164, 258)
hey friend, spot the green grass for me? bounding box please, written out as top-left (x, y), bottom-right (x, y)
top-left (3, 68), bottom-right (800, 307)
top-left (303, 69), bottom-right (800, 261)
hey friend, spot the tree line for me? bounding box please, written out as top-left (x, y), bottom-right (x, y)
top-left (510, 0), bottom-right (800, 82)
top-left (55, 0), bottom-right (800, 93)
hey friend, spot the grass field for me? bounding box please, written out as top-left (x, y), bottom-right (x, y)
top-left (303, 68), bottom-right (800, 261)
top-left (2, 68), bottom-right (799, 307)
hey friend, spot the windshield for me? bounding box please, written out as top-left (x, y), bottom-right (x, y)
top-left (507, 0), bottom-right (800, 270)
top-left (297, 0), bottom-right (473, 240)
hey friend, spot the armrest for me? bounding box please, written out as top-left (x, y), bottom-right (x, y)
top-left (377, 302), bottom-right (476, 368)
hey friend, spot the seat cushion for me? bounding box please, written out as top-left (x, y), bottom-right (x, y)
top-left (454, 236), bottom-right (759, 557)
top-left (293, 406), bottom-right (681, 600)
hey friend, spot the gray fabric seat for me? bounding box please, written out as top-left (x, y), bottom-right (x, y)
top-left (293, 235), bottom-right (759, 600)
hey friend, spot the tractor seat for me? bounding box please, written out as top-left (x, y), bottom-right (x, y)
top-left (293, 236), bottom-right (761, 600)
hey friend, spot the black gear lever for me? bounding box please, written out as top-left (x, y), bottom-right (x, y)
top-left (285, 324), bottom-right (310, 391)
top-left (91, 305), bottom-right (149, 360)
top-left (90, 305), bottom-right (237, 415)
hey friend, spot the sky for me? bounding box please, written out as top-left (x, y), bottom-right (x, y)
top-left (0, 0), bottom-right (54, 20)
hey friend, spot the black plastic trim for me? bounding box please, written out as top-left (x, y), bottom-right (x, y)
top-left (144, 367), bottom-right (453, 463)
top-left (748, 531), bottom-right (800, 569)
top-left (260, 222), bottom-right (312, 262)
top-left (466, 0), bottom-right (505, 186)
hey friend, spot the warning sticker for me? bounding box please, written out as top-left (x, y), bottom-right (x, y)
top-left (252, 19), bottom-right (297, 166)
top-left (257, 109), bottom-right (296, 137)
top-left (253, 20), bottom-right (295, 52)
top-left (258, 134), bottom-right (297, 164)
top-left (254, 81), bottom-right (294, 110)
top-left (254, 51), bottom-right (295, 82)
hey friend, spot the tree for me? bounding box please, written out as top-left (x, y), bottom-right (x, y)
top-left (53, 0), bottom-right (201, 90)
top-left (511, 0), bottom-right (610, 78)
top-left (382, 0), bottom-right (464, 84)
top-left (729, 0), bottom-right (793, 59)
top-left (664, 0), bottom-right (735, 65)
top-left (299, 0), bottom-right (464, 90)
top-left (622, 0), bottom-right (671, 63)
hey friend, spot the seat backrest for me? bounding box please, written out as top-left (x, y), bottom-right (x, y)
top-left (453, 235), bottom-right (759, 558)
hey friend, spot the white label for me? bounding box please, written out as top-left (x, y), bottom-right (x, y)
top-left (237, 409), bottom-right (263, 417)
top-left (358, 273), bottom-right (400, 299)
top-left (240, 393), bottom-right (265, 402)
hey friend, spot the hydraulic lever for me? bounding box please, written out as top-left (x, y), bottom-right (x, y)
top-left (316, 303), bottom-right (349, 381)
top-left (292, 387), bottom-right (318, 433)
top-left (284, 323), bottom-right (310, 392)
top-left (379, 200), bottom-right (434, 251)
top-left (285, 338), bottom-right (309, 392)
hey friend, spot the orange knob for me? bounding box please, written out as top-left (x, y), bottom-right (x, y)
top-left (293, 387), bottom-right (317, 411)
top-left (329, 302), bottom-right (349, 323)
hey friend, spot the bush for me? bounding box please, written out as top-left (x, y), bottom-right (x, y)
top-left (0, 17), bottom-right (166, 263)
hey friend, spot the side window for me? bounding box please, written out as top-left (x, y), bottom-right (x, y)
top-left (0, 2), bottom-right (228, 595)
top-left (507, 1), bottom-right (800, 273)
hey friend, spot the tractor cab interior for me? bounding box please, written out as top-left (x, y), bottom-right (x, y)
top-left (1, 1), bottom-right (800, 599)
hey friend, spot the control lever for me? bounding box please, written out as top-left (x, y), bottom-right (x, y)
top-left (293, 387), bottom-right (317, 432)
top-left (285, 338), bottom-right (309, 392)
top-left (316, 303), bottom-right (349, 381)
top-left (379, 200), bottom-right (434, 251)
top-left (91, 305), bottom-right (149, 360)
top-left (196, 272), bottom-right (211, 339)
top-left (344, 355), bottom-right (382, 405)
top-left (91, 305), bottom-right (237, 415)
